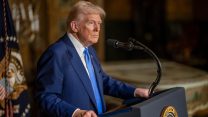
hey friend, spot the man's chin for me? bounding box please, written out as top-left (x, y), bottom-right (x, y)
top-left (91, 38), bottom-right (99, 43)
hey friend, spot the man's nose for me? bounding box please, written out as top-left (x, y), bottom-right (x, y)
top-left (94, 23), bottom-right (100, 31)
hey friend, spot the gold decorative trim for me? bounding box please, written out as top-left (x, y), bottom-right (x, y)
top-left (161, 106), bottom-right (178, 117)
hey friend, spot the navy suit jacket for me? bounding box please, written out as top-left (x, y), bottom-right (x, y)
top-left (35, 34), bottom-right (136, 117)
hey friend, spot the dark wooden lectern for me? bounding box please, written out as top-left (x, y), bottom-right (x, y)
top-left (100, 87), bottom-right (188, 117)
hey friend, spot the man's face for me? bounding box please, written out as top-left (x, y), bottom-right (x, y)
top-left (77, 14), bottom-right (102, 46)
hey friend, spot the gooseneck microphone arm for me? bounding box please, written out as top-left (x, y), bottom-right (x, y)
top-left (128, 38), bottom-right (162, 97)
top-left (107, 38), bottom-right (162, 97)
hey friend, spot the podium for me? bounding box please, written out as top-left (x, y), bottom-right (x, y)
top-left (100, 87), bottom-right (188, 117)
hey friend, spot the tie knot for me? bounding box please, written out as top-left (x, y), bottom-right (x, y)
top-left (83, 48), bottom-right (89, 55)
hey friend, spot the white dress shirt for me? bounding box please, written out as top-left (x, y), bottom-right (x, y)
top-left (67, 33), bottom-right (90, 76)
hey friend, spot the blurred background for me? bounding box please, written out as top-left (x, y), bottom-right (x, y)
top-left (7, 0), bottom-right (208, 77)
top-left (4, 0), bottom-right (208, 116)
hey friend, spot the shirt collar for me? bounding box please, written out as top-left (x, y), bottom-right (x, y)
top-left (67, 33), bottom-right (86, 57)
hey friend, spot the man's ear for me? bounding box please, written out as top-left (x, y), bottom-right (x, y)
top-left (70, 21), bottom-right (79, 32)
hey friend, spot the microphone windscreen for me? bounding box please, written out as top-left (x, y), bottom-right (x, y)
top-left (107, 39), bottom-right (117, 47)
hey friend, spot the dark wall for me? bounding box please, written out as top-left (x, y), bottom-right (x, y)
top-left (104, 0), bottom-right (208, 71)
top-left (105, 0), bottom-right (166, 61)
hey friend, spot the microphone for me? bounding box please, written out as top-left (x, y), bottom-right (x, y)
top-left (107, 38), bottom-right (162, 97)
top-left (107, 39), bottom-right (143, 51)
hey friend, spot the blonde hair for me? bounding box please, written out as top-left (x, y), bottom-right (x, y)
top-left (66, 1), bottom-right (105, 27)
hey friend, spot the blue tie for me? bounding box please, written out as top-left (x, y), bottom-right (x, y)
top-left (83, 48), bottom-right (103, 114)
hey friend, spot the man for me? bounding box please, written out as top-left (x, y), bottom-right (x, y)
top-left (35, 1), bottom-right (149, 117)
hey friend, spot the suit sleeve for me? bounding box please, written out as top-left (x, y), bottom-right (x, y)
top-left (102, 69), bottom-right (136, 99)
top-left (35, 49), bottom-right (77, 117)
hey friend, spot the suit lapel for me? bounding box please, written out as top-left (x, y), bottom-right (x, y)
top-left (62, 35), bottom-right (98, 110)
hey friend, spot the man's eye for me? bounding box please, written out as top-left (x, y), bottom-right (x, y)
top-left (88, 21), bottom-right (94, 24)
top-left (98, 22), bottom-right (102, 25)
